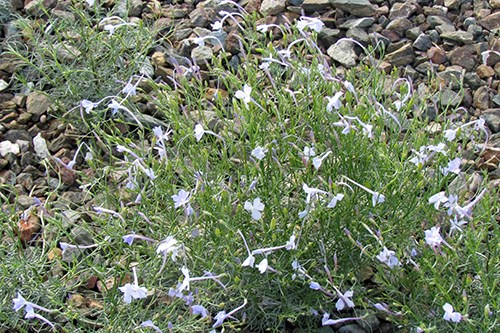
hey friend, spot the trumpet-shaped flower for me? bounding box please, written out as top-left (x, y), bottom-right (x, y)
top-left (424, 226), bottom-right (443, 248)
top-left (376, 247), bottom-right (400, 268)
top-left (172, 189), bottom-right (191, 208)
top-left (326, 92), bottom-right (343, 112)
top-left (251, 146), bottom-right (268, 160)
top-left (302, 183), bottom-right (328, 203)
top-left (428, 191), bottom-right (449, 210)
top-left (194, 124), bottom-right (205, 141)
top-left (156, 236), bottom-right (181, 261)
top-left (327, 193), bottom-right (345, 208)
top-left (257, 258), bottom-right (269, 273)
top-left (296, 16), bottom-right (324, 33)
top-left (244, 197), bottom-right (265, 220)
top-left (310, 281), bottom-right (321, 290)
top-left (212, 299), bottom-right (247, 328)
top-left (235, 84), bottom-right (252, 106)
top-left (336, 290), bottom-right (354, 311)
top-left (443, 303), bottom-right (462, 322)
top-left (119, 267), bottom-right (148, 304)
top-left (440, 157), bottom-right (461, 175)
top-left (140, 320), bottom-right (163, 333)
top-left (444, 129), bottom-right (457, 141)
top-left (192, 304), bottom-right (210, 318)
top-left (302, 146), bottom-right (316, 161)
top-left (312, 151), bottom-right (331, 170)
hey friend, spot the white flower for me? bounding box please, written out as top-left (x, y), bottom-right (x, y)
top-left (140, 320), bottom-right (163, 333)
top-left (327, 193), bottom-right (344, 208)
top-left (251, 146), bottom-right (268, 160)
top-left (376, 247), bottom-right (400, 269)
top-left (211, 20), bottom-right (223, 30)
top-left (81, 99), bottom-right (96, 113)
top-left (235, 84), bottom-right (252, 106)
top-left (178, 266), bottom-right (191, 292)
top-left (310, 281), bottom-right (321, 290)
top-left (256, 24), bottom-right (271, 33)
top-left (242, 254), bottom-right (255, 267)
top-left (244, 197), bottom-right (265, 220)
top-left (122, 82), bottom-right (137, 96)
top-left (427, 143), bottom-right (447, 155)
top-left (326, 92), bottom-right (343, 112)
top-left (257, 258), bottom-right (269, 273)
top-left (156, 236), bottom-right (181, 261)
top-left (303, 146), bottom-right (316, 161)
top-left (336, 290), bottom-right (354, 311)
top-left (424, 226), bottom-right (443, 248)
top-left (443, 303), bottom-right (462, 322)
top-left (194, 124), bottom-right (205, 141)
top-left (343, 81), bottom-right (356, 95)
top-left (296, 16), bottom-right (324, 33)
top-left (449, 216), bottom-right (467, 235)
top-left (371, 192), bottom-right (386, 207)
top-left (302, 183), bottom-right (328, 203)
top-left (285, 235), bottom-right (297, 250)
top-left (428, 191), bottom-right (449, 210)
top-left (192, 305), bottom-right (209, 318)
top-left (172, 189), bottom-right (191, 208)
top-left (444, 129), bottom-right (457, 141)
top-left (119, 282), bottom-right (148, 304)
top-left (440, 157), bottom-right (461, 175)
top-left (312, 151), bottom-right (332, 170)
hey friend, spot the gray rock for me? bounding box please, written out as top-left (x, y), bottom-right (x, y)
top-left (55, 43), bottom-right (82, 62)
top-left (24, 0), bottom-right (57, 17)
top-left (329, 0), bottom-right (375, 16)
top-left (3, 129), bottom-right (31, 143)
top-left (356, 310), bottom-right (380, 332)
top-left (464, 17), bottom-right (477, 30)
top-left (302, 0), bottom-right (331, 12)
top-left (473, 86), bottom-right (489, 110)
top-left (339, 17), bottom-right (375, 29)
top-left (435, 23), bottom-right (456, 34)
top-left (437, 69), bottom-right (464, 90)
top-left (369, 32), bottom-right (390, 49)
top-left (327, 40), bottom-right (357, 67)
top-left (405, 27), bottom-right (422, 40)
top-left (482, 110), bottom-right (500, 133)
top-left (464, 72), bottom-right (486, 90)
top-left (449, 47), bottom-right (477, 71)
top-left (338, 324), bottom-right (367, 333)
top-left (388, 2), bottom-right (416, 19)
top-left (319, 27), bottom-right (342, 45)
top-left (441, 31), bottom-right (475, 45)
top-left (436, 89), bottom-right (463, 108)
top-left (444, 0), bottom-right (460, 9)
top-left (191, 45), bottom-right (213, 63)
top-left (189, 7), bottom-right (215, 28)
top-left (346, 27), bottom-right (369, 44)
top-left (260, 0), bottom-right (286, 15)
top-left (427, 15), bottom-right (453, 28)
top-left (26, 92), bottom-right (51, 122)
top-left (384, 43), bottom-right (414, 66)
top-left (413, 33), bottom-right (432, 51)
top-left (0, 141), bottom-right (20, 157)
top-left (385, 18), bottom-right (413, 37)
top-left (492, 95), bottom-right (500, 107)
top-left (478, 12), bottom-right (500, 31)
